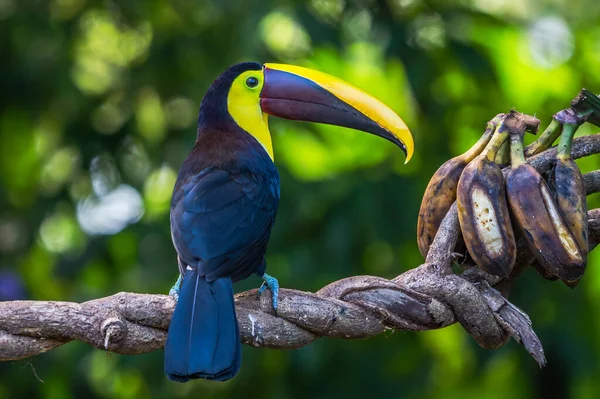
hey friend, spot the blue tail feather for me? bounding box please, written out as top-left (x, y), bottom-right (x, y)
top-left (164, 270), bottom-right (241, 382)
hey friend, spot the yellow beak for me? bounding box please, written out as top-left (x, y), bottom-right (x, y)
top-left (260, 63), bottom-right (414, 163)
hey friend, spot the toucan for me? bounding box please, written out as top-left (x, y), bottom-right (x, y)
top-left (164, 62), bottom-right (414, 382)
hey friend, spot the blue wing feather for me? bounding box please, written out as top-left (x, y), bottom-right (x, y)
top-left (170, 165), bottom-right (279, 283)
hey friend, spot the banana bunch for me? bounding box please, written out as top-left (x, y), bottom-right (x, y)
top-left (416, 105), bottom-right (591, 285)
top-left (417, 114), bottom-right (504, 258)
top-left (505, 117), bottom-right (587, 285)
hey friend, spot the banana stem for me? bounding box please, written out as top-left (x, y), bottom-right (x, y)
top-left (464, 113), bottom-right (506, 162)
top-left (524, 119), bottom-right (563, 157)
top-left (494, 140), bottom-right (510, 165)
top-left (557, 123), bottom-right (579, 160)
top-left (509, 130), bottom-right (526, 166)
top-left (484, 123), bottom-right (509, 162)
top-left (463, 122), bottom-right (496, 162)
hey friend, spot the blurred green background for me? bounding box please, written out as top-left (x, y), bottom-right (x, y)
top-left (1, 0), bottom-right (600, 398)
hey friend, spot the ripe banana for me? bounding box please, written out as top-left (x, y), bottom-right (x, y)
top-left (416, 114), bottom-right (504, 258)
top-left (505, 125), bottom-right (586, 283)
top-left (550, 121), bottom-right (588, 286)
top-left (456, 120), bottom-right (516, 277)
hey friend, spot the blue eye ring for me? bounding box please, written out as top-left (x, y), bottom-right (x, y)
top-left (246, 77), bottom-right (259, 88)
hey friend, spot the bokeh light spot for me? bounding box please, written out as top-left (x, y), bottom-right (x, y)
top-left (165, 97), bottom-right (197, 130)
top-left (143, 165), bottom-right (177, 219)
top-left (260, 11), bottom-right (312, 60)
top-left (72, 10), bottom-right (152, 95)
top-left (309, 0), bottom-right (345, 23)
top-left (409, 14), bottom-right (446, 50)
top-left (90, 154), bottom-right (121, 196)
top-left (77, 184), bottom-right (144, 235)
top-left (0, 217), bottom-right (28, 253)
top-left (39, 207), bottom-right (84, 253)
top-left (92, 102), bottom-right (128, 135)
top-left (528, 16), bottom-right (574, 69)
top-left (135, 87), bottom-right (166, 144)
top-left (119, 137), bottom-right (152, 184)
top-left (40, 146), bottom-right (80, 195)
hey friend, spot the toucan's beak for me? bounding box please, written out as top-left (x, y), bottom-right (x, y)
top-left (260, 63), bottom-right (414, 163)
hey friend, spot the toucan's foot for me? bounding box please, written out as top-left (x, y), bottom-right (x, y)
top-left (169, 275), bottom-right (183, 302)
top-left (257, 273), bottom-right (279, 314)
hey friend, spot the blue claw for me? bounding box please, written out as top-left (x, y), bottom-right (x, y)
top-left (169, 275), bottom-right (183, 302)
top-left (257, 273), bottom-right (279, 314)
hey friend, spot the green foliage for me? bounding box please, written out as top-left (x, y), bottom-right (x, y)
top-left (1, 0), bottom-right (599, 398)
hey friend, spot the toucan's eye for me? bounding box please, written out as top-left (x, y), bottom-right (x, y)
top-left (246, 77), bottom-right (259, 88)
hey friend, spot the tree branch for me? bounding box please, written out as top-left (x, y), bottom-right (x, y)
top-left (528, 133), bottom-right (600, 175)
top-left (1, 131), bottom-right (600, 370)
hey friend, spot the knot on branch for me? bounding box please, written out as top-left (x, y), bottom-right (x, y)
top-left (236, 274), bottom-right (455, 349)
top-left (234, 260), bottom-right (541, 364)
top-left (101, 317), bottom-right (127, 350)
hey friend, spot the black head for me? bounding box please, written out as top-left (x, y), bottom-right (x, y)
top-left (197, 62), bottom-right (262, 132)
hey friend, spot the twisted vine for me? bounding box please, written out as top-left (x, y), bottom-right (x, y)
top-left (1, 131), bottom-right (599, 369)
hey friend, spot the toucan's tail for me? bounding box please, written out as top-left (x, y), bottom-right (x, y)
top-left (164, 270), bottom-right (241, 382)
